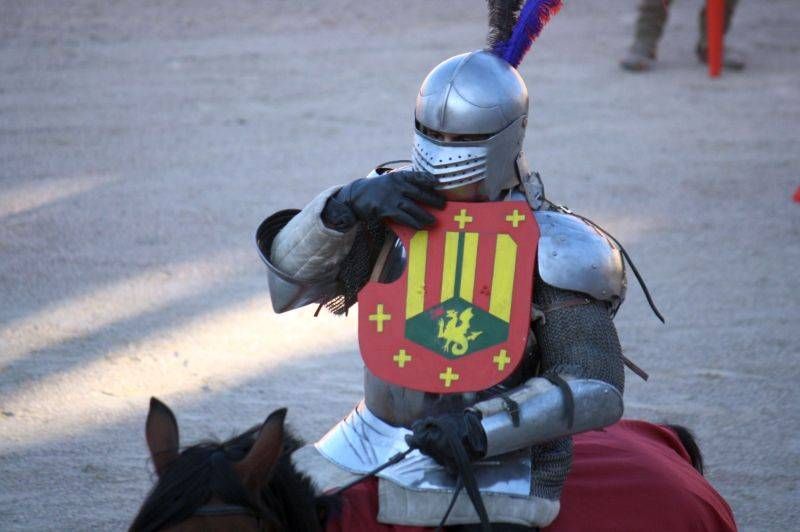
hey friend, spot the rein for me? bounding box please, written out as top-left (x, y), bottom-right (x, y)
top-left (327, 448), bottom-right (414, 495)
top-left (328, 443), bottom-right (492, 532)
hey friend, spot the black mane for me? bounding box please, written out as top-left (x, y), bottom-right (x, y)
top-left (130, 425), bottom-right (328, 531)
top-left (667, 424), bottom-right (704, 475)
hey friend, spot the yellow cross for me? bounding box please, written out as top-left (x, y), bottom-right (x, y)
top-left (493, 349), bottom-right (511, 371)
top-left (368, 304), bottom-right (391, 332)
top-left (439, 366), bottom-right (460, 387)
top-left (393, 349), bottom-right (412, 368)
top-left (453, 209), bottom-right (474, 229)
top-left (505, 209), bottom-right (526, 228)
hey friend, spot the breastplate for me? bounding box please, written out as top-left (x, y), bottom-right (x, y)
top-left (364, 366), bottom-right (478, 428)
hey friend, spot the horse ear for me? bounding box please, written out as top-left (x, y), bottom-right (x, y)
top-left (234, 408), bottom-right (287, 492)
top-left (146, 397), bottom-right (180, 477)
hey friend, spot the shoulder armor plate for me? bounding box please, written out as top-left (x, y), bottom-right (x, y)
top-left (534, 211), bottom-right (626, 306)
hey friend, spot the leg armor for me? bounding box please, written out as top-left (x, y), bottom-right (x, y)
top-left (632, 0), bottom-right (672, 57)
top-left (698, 0), bottom-right (740, 50)
top-left (696, 0), bottom-right (745, 69)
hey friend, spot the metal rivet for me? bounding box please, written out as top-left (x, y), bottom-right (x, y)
top-left (552, 251), bottom-right (558, 257)
top-left (592, 264), bottom-right (598, 269)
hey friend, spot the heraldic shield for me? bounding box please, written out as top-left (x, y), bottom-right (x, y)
top-left (358, 201), bottom-right (539, 393)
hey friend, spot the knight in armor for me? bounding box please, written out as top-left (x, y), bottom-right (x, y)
top-left (256, 1), bottom-right (657, 528)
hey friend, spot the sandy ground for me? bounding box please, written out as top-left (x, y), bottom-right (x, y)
top-left (1, 1), bottom-right (798, 530)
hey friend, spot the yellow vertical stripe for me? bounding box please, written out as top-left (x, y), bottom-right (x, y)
top-left (488, 235), bottom-right (517, 322)
top-left (440, 232), bottom-right (459, 302)
top-left (405, 231), bottom-right (429, 318)
top-left (459, 233), bottom-right (479, 302)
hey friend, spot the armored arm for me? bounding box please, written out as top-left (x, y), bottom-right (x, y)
top-left (257, 187), bottom-right (360, 313)
top-left (407, 287), bottom-right (626, 492)
top-left (257, 169), bottom-right (443, 313)
top-left (532, 280), bottom-right (625, 391)
top-left (473, 288), bottom-right (625, 457)
top-left (473, 211), bottom-right (627, 457)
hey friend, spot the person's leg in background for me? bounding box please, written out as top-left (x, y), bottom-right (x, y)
top-left (697, 0), bottom-right (746, 70)
top-left (620, 0), bottom-right (672, 72)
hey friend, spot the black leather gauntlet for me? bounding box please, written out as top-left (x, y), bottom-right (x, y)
top-left (322, 170), bottom-right (445, 231)
top-left (405, 411), bottom-right (487, 474)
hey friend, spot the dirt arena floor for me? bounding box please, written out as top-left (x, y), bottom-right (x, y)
top-left (1, 1), bottom-right (798, 530)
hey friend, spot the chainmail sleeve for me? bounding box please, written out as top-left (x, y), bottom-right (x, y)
top-left (529, 276), bottom-right (625, 501)
top-left (324, 219), bottom-right (387, 314)
top-left (533, 277), bottom-right (625, 393)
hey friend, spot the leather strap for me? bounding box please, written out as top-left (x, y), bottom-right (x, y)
top-left (544, 374), bottom-right (575, 430)
top-left (536, 297), bottom-right (592, 315)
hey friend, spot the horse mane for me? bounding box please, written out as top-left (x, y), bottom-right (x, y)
top-left (130, 424), bottom-right (332, 532)
top-left (666, 424), bottom-right (704, 475)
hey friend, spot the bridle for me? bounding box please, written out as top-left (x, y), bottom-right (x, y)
top-left (185, 449), bottom-right (279, 529)
top-left (188, 442), bottom-right (489, 531)
top-left (184, 447), bottom-right (410, 530)
top-left (193, 504), bottom-right (258, 519)
top-left (191, 498), bottom-right (283, 530)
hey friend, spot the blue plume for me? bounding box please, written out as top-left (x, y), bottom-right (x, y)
top-left (491, 0), bottom-right (562, 68)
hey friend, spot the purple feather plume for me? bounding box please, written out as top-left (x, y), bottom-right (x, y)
top-left (491, 0), bottom-right (562, 68)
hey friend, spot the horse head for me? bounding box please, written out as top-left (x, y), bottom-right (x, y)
top-left (130, 398), bottom-right (326, 532)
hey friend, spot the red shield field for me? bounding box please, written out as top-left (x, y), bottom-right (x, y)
top-left (358, 201), bottom-right (539, 393)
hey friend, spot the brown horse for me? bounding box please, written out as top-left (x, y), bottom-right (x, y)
top-left (131, 398), bottom-right (551, 531)
top-left (130, 398), bottom-right (332, 532)
top-left (131, 398), bottom-right (727, 532)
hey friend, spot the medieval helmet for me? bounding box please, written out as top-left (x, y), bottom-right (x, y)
top-left (411, 0), bottom-right (562, 201)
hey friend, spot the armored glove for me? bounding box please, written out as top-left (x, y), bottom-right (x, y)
top-left (322, 171), bottom-right (445, 231)
top-left (405, 411), bottom-right (487, 474)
